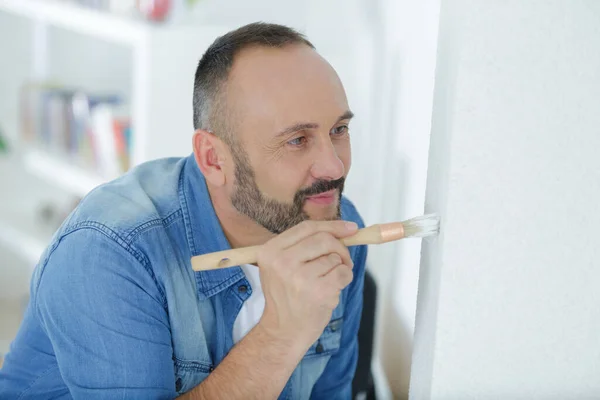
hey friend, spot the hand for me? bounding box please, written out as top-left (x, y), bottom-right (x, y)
top-left (255, 220), bottom-right (358, 350)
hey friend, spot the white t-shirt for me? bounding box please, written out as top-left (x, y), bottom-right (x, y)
top-left (232, 264), bottom-right (265, 344)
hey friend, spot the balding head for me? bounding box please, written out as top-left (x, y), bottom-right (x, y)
top-left (193, 22), bottom-right (315, 147)
top-left (192, 22), bottom-right (352, 235)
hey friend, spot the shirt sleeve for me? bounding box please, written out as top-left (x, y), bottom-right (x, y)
top-left (309, 239), bottom-right (368, 399)
top-left (34, 227), bottom-right (177, 399)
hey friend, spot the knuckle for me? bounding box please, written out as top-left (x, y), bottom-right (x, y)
top-left (315, 231), bottom-right (333, 243)
top-left (256, 247), bottom-right (271, 267)
top-left (341, 249), bottom-right (353, 267)
top-left (331, 237), bottom-right (350, 256)
top-left (344, 268), bottom-right (354, 286)
top-left (299, 220), bottom-right (315, 236)
top-left (325, 232), bottom-right (340, 245)
top-left (328, 253), bottom-right (342, 266)
top-left (318, 233), bottom-right (338, 252)
top-left (338, 243), bottom-right (351, 257)
top-left (333, 265), bottom-right (344, 279)
top-left (313, 234), bottom-right (332, 255)
top-left (335, 265), bottom-right (353, 287)
top-left (319, 255), bottom-right (331, 268)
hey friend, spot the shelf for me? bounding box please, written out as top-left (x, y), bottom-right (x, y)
top-left (0, 0), bottom-right (149, 46)
top-left (0, 154), bottom-right (62, 267)
top-left (23, 148), bottom-right (110, 198)
top-left (0, 216), bottom-right (46, 267)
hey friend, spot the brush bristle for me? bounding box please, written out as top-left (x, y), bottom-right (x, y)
top-left (401, 213), bottom-right (441, 238)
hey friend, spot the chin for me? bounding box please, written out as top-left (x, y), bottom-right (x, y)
top-left (304, 205), bottom-right (341, 221)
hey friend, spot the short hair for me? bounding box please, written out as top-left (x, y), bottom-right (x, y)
top-left (192, 22), bottom-right (315, 146)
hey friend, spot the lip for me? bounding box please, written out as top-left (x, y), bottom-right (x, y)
top-left (306, 189), bottom-right (337, 205)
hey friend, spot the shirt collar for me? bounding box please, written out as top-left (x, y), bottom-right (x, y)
top-left (179, 154), bottom-right (244, 300)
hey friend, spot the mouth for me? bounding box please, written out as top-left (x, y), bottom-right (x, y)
top-left (306, 189), bottom-right (337, 205)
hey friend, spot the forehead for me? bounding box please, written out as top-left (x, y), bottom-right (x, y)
top-left (225, 45), bottom-right (349, 137)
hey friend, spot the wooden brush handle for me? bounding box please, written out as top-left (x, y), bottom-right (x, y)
top-left (190, 223), bottom-right (403, 271)
top-left (191, 245), bottom-right (262, 271)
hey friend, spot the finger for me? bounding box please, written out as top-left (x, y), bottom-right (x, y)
top-left (268, 220), bottom-right (358, 250)
top-left (287, 232), bottom-right (353, 267)
top-left (321, 263), bottom-right (354, 291)
top-left (302, 253), bottom-right (343, 279)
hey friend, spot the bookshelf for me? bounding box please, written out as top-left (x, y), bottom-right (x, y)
top-left (23, 148), bottom-right (107, 198)
top-left (0, 0), bottom-right (149, 46)
top-left (0, 0), bottom-right (235, 265)
top-left (0, 153), bottom-right (65, 266)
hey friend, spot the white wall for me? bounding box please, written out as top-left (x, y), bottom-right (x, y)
top-left (367, 0), bottom-right (441, 397)
top-left (411, 0), bottom-right (600, 398)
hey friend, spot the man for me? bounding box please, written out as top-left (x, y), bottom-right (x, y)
top-left (0, 22), bottom-right (368, 399)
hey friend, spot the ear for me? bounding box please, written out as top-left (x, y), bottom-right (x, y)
top-left (192, 129), bottom-right (227, 186)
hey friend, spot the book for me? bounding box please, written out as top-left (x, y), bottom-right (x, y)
top-left (19, 83), bottom-right (132, 178)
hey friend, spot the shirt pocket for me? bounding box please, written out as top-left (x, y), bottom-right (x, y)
top-left (303, 317), bottom-right (344, 359)
top-left (173, 357), bottom-right (214, 395)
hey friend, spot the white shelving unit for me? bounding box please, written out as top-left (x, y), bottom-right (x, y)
top-left (0, 0), bottom-right (149, 46)
top-left (23, 148), bottom-right (108, 198)
top-left (0, 153), bottom-right (67, 266)
top-left (0, 0), bottom-right (235, 264)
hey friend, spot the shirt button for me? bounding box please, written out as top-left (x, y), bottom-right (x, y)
top-left (209, 366), bottom-right (215, 372)
top-left (175, 377), bottom-right (182, 392)
top-left (315, 343), bottom-right (324, 354)
top-left (238, 285), bottom-right (248, 293)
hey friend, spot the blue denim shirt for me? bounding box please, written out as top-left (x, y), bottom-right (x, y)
top-left (0, 154), bottom-right (367, 400)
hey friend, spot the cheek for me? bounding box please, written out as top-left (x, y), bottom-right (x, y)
top-left (255, 162), bottom-right (306, 199)
top-left (336, 141), bottom-right (352, 173)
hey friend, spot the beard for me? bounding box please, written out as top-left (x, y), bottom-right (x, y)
top-left (230, 148), bottom-right (345, 234)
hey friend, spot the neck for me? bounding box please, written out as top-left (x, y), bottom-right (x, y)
top-left (207, 184), bottom-right (276, 249)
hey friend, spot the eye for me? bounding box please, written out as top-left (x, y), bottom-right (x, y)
top-left (331, 125), bottom-right (349, 136)
top-left (287, 136), bottom-right (307, 147)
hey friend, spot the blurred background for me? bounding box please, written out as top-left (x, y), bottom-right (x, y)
top-left (0, 0), bottom-right (440, 399)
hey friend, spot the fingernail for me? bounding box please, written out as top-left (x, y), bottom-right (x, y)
top-left (345, 222), bottom-right (358, 230)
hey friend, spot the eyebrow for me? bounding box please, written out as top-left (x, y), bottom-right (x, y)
top-left (275, 110), bottom-right (355, 138)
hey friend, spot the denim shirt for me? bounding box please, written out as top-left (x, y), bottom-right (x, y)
top-left (0, 154), bottom-right (367, 400)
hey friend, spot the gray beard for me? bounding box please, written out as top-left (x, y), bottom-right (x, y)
top-left (230, 150), bottom-right (343, 234)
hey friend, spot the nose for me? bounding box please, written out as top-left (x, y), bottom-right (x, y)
top-left (310, 139), bottom-right (345, 181)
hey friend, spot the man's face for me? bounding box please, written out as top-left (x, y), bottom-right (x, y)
top-left (225, 45), bottom-right (352, 234)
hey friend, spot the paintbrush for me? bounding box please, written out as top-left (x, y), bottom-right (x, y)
top-left (190, 213), bottom-right (440, 271)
